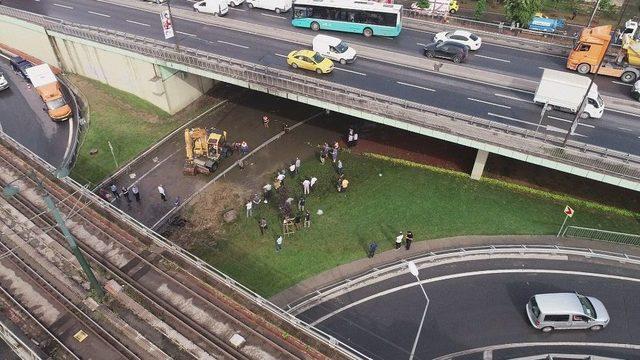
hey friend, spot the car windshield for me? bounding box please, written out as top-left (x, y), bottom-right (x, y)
top-left (577, 294), bottom-right (597, 318)
top-left (312, 53), bottom-right (325, 63)
top-left (469, 34), bottom-right (479, 41)
top-left (335, 41), bottom-right (349, 54)
top-left (597, 94), bottom-right (604, 107)
top-left (46, 98), bottom-right (67, 110)
top-left (530, 297), bottom-right (540, 318)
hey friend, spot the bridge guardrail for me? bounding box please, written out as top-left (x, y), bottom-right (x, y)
top-left (0, 131), bottom-right (370, 359)
top-left (1, 6), bottom-right (638, 184)
top-left (285, 244), bottom-right (640, 315)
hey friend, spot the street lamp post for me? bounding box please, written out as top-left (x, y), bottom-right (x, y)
top-left (407, 261), bottom-right (430, 360)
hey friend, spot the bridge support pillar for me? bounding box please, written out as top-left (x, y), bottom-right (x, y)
top-left (471, 149), bottom-right (489, 180)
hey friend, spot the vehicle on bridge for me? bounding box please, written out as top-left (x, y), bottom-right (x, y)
top-left (534, 69), bottom-right (604, 119)
top-left (9, 56), bottom-right (32, 80)
top-left (0, 72), bottom-right (8, 91)
top-left (292, 0), bottom-right (403, 37)
top-left (246, 0), bottom-right (292, 13)
top-left (433, 29), bottom-right (482, 50)
top-left (633, 79), bottom-right (640, 100)
top-left (567, 25), bottom-right (640, 84)
top-left (526, 293), bottom-right (610, 332)
top-left (423, 41), bottom-right (467, 63)
top-left (312, 35), bottom-right (357, 64)
top-left (193, 0), bottom-right (229, 16)
top-left (287, 50), bottom-right (334, 73)
top-left (183, 127), bottom-right (232, 175)
top-left (25, 64), bottom-right (72, 121)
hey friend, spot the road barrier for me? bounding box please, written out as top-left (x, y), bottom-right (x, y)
top-left (563, 226), bottom-right (640, 246)
top-left (1, 6), bottom-right (639, 188)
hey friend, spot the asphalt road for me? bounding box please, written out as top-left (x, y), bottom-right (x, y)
top-left (3, 0), bottom-right (639, 155)
top-left (297, 257), bottom-right (640, 359)
top-left (0, 58), bottom-right (72, 167)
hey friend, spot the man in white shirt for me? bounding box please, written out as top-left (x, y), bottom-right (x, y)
top-left (395, 231), bottom-right (403, 250)
top-left (275, 236), bottom-right (283, 252)
top-left (310, 177), bottom-right (317, 190)
top-left (302, 178), bottom-right (310, 195)
top-left (158, 185), bottom-right (167, 201)
top-left (246, 200), bottom-right (253, 217)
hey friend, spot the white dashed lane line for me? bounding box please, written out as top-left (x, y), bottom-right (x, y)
top-left (217, 40), bottom-right (248, 49)
top-left (274, 53), bottom-right (287, 58)
top-left (53, 3), bottom-right (73, 9)
top-left (468, 98), bottom-right (511, 109)
top-left (618, 127), bottom-right (633, 131)
top-left (261, 13), bottom-right (287, 19)
top-left (88, 11), bottom-right (110, 17)
top-left (494, 93), bottom-right (532, 103)
top-left (126, 20), bottom-right (150, 27)
top-left (177, 31), bottom-right (197, 37)
top-left (475, 54), bottom-right (511, 63)
top-left (612, 81), bottom-right (633, 86)
top-left (416, 42), bottom-right (427, 47)
top-left (333, 67), bottom-right (366, 76)
top-left (396, 81), bottom-right (436, 92)
top-left (547, 115), bottom-right (595, 128)
top-left (229, 7), bottom-right (247, 11)
top-left (487, 112), bottom-right (536, 126)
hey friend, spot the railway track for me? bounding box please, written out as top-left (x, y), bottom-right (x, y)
top-left (0, 139), bottom-right (327, 359)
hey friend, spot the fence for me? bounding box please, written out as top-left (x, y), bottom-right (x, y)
top-left (1, 5), bottom-right (639, 185)
top-left (563, 226), bottom-right (640, 246)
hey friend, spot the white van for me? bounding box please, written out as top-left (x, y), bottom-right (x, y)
top-left (312, 35), bottom-right (357, 65)
top-left (245, 0), bottom-right (291, 13)
top-left (227, 0), bottom-right (244, 7)
top-left (193, 0), bottom-right (229, 16)
top-left (526, 293), bottom-right (610, 332)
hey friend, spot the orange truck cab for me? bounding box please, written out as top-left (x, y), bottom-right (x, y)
top-left (567, 25), bottom-right (640, 83)
top-left (25, 64), bottom-right (72, 121)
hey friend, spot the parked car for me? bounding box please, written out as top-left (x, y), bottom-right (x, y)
top-left (286, 50), bottom-right (334, 74)
top-left (433, 30), bottom-right (482, 50)
top-left (193, 0), bottom-right (229, 16)
top-left (227, 0), bottom-right (244, 7)
top-left (526, 293), bottom-right (610, 332)
top-left (632, 79), bottom-right (640, 101)
top-left (0, 72), bottom-right (8, 91)
top-left (9, 56), bottom-right (32, 80)
top-left (423, 41), bottom-right (468, 63)
top-left (245, 0), bottom-right (291, 13)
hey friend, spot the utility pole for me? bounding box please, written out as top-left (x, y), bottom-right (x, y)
top-left (587, 0), bottom-right (602, 28)
top-left (167, 0), bottom-right (180, 52)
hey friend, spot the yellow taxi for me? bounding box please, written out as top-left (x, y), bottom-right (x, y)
top-left (286, 50), bottom-right (334, 74)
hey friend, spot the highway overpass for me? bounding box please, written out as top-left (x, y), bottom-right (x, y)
top-left (0, 1), bottom-right (639, 191)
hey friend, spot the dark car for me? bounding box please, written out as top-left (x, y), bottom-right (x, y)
top-left (423, 41), bottom-right (468, 63)
top-left (9, 56), bottom-right (33, 80)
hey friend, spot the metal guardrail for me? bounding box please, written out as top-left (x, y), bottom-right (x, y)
top-left (563, 226), bottom-right (640, 246)
top-left (1, 6), bottom-right (639, 184)
top-left (0, 319), bottom-right (44, 360)
top-left (0, 130), bottom-right (370, 360)
top-left (285, 244), bottom-right (640, 314)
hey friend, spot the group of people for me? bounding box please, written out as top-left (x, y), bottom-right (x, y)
top-left (319, 140), bottom-right (350, 193)
top-left (367, 231), bottom-right (415, 258)
top-left (104, 183), bottom-right (182, 208)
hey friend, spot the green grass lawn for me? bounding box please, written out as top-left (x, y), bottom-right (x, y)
top-left (190, 152), bottom-right (640, 297)
top-left (70, 76), bottom-right (215, 186)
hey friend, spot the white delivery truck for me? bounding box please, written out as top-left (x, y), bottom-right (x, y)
top-left (534, 69), bottom-right (604, 119)
top-left (312, 35), bottom-right (357, 65)
top-left (245, 0), bottom-right (291, 13)
top-left (193, 0), bottom-right (229, 16)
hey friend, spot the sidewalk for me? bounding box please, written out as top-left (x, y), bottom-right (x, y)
top-left (269, 234), bottom-right (640, 308)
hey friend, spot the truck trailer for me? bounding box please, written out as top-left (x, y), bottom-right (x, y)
top-left (25, 64), bottom-right (72, 121)
top-left (534, 69), bottom-right (604, 119)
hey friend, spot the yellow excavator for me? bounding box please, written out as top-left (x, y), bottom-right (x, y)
top-left (183, 127), bottom-right (232, 175)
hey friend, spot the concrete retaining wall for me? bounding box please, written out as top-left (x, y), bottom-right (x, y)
top-left (0, 14), bottom-right (58, 67)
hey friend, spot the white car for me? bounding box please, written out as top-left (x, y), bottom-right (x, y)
top-left (433, 30), bottom-right (482, 51)
top-left (0, 72), bottom-right (8, 91)
top-left (632, 79), bottom-right (640, 101)
top-left (193, 0), bottom-right (229, 16)
top-left (227, 0), bottom-right (244, 6)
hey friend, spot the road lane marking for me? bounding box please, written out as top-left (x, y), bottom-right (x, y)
top-left (618, 127), bottom-right (633, 131)
top-left (88, 11), bottom-right (110, 17)
top-left (128, 149), bottom-right (181, 189)
top-left (468, 98), bottom-right (511, 109)
top-left (494, 93), bottom-right (532, 103)
top-left (229, 7), bottom-right (247, 11)
top-left (434, 342), bottom-right (640, 360)
top-left (53, 3), bottom-right (74, 9)
top-left (546, 125), bottom-right (588, 138)
top-left (333, 67), bottom-right (366, 76)
top-left (274, 53), bottom-right (287, 58)
top-left (612, 81), bottom-right (633, 86)
top-left (475, 54), bottom-right (511, 63)
top-left (310, 268), bottom-right (640, 326)
top-left (177, 31), bottom-right (197, 37)
top-left (217, 40), bottom-right (248, 49)
top-left (416, 42), bottom-right (427, 47)
top-left (547, 115), bottom-right (595, 128)
top-left (396, 81), bottom-right (435, 92)
top-left (126, 20), bottom-right (150, 27)
top-left (62, 117), bottom-right (75, 163)
top-left (261, 13), bottom-right (286, 19)
top-left (487, 112), bottom-right (535, 126)
top-left (606, 108), bottom-right (640, 118)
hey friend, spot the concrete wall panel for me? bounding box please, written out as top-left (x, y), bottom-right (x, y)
top-left (0, 15), bottom-right (58, 66)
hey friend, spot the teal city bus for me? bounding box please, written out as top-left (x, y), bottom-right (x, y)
top-left (291, 0), bottom-right (403, 37)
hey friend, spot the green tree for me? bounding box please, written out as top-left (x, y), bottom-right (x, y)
top-left (475, 0), bottom-right (488, 19)
top-left (416, 0), bottom-right (430, 9)
top-left (504, 0), bottom-right (543, 26)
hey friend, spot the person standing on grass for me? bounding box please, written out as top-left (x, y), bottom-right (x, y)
top-left (131, 185), bottom-right (140, 202)
top-left (336, 160), bottom-right (343, 175)
top-left (304, 210), bottom-right (311, 228)
top-left (331, 148), bottom-right (338, 163)
top-left (353, 132), bottom-right (359, 147)
top-left (294, 213), bottom-right (302, 230)
top-left (289, 162), bottom-right (296, 176)
top-left (121, 186), bottom-right (131, 203)
top-left (295, 157), bottom-right (301, 174)
top-left (302, 178), bottom-right (310, 195)
top-left (310, 177), bottom-right (317, 191)
top-left (262, 115), bottom-right (270, 128)
top-left (158, 185), bottom-right (167, 201)
top-left (347, 128), bottom-right (354, 147)
top-left (275, 235), bottom-right (283, 252)
top-left (240, 141), bottom-right (249, 156)
top-left (298, 197), bottom-right (305, 211)
top-left (259, 217), bottom-right (268, 235)
top-left (395, 231), bottom-right (403, 250)
top-left (368, 242), bottom-right (378, 258)
top-left (110, 184), bottom-right (120, 199)
top-left (405, 231), bottom-right (414, 250)
top-left (246, 199), bottom-right (253, 217)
